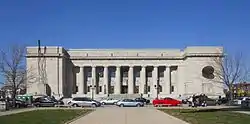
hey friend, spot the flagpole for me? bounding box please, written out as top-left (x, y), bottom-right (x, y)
top-left (37, 40), bottom-right (42, 95)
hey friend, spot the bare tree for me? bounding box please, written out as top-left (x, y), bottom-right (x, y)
top-left (0, 45), bottom-right (35, 106)
top-left (212, 52), bottom-right (250, 102)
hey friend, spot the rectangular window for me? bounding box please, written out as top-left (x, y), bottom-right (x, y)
top-left (171, 86), bottom-right (174, 92)
top-left (98, 72), bottom-right (103, 77)
top-left (123, 72), bottom-right (128, 77)
top-left (148, 86), bottom-right (150, 92)
top-left (159, 71), bottom-right (164, 77)
top-left (144, 85), bottom-right (147, 94)
top-left (135, 71), bottom-right (140, 77)
top-left (147, 72), bottom-right (152, 77)
top-left (99, 86), bottom-right (102, 92)
top-left (110, 86), bottom-right (114, 94)
top-left (76, 86), bottom-right (78, 92)
top-left (87, 72), bottom-right (92, 77)
top-left (135, 86), bottom-right (139, 93)
top-left (110, 72), bottom-right (115, 77)
top-left (87, 86), bottom-right (90, 92)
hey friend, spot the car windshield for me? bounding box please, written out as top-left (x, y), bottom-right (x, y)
top-left (237, 98), bottom-right (244, 100)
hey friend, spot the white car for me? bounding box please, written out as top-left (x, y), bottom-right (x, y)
top-left (233, 97), bottom-right (250, 105)
top-left (100, 98), bottom-right (119, 105)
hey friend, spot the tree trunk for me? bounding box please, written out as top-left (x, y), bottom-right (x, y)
top-left (12, 90), bottom-right (16, 108)
top-left (228, 87), bottom-right (234, 105)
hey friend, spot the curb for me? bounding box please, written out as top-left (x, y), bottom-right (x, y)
top-left (64, 109), bottom-right (95, 124)
top-left (158, 109), bottom-right (190, 124)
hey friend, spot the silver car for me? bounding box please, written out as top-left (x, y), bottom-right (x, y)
top-left (68, 97), bottom-right (101, 107)
top-left (116, 99), bottom-right (144, 107)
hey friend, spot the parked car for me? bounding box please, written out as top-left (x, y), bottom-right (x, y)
top-left (100, 98), bottom-right (119, 105)
top-left (116, 99), bottom-right (144, 107)
top-left (50, 96), bottom-right (64, 105)
top-left (67, 97), bottom-right (101, 107)
top-left (152, 97), bottom-right (181, 107)
top-left (216, 97), bottom-right (229, 105)
top-left (205, 98), bottom-right (217, 106)
top-left (233, 97), bottom-right (250, 105)
top-left (241, 99), bottom-right (250, 108)
top-left (134, 97), bottom-right (150, 104)
top-left (33, 97), bottom-right (58, 107)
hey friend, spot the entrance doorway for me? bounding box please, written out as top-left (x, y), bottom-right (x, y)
top-left (121, 85), bottom-right (128, 94)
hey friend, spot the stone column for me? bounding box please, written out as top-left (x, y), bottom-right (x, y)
top-left (177, 65), bottom-right (184, 95)
top-left (77, 66), bottom-right (84, 94)
top-left (103, 66), bottom-right (109, 94)
top-left (164, 66), bottom-right (170, 94)
top-left (114, 66), bottom-right (121, 94)
top-left (152, 66), bottom-right (158, 98)
top-left (91, 66), bottom-right (97, 94)
top-left (139, 66), bottom-right (146, 94)
top-left (128, 66), bottom-right (134, 94)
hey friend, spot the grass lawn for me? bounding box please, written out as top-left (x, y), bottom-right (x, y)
top-left (0, 109), bottom-right (92, 124)
top-left (160, 109), bottom-right (250, 124)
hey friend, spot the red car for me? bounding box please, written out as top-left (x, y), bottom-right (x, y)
top-left (152, 97), bottom-right (182, 107)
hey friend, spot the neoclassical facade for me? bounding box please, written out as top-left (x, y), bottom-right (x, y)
top-left (26, 46), bottom-right (225, 99)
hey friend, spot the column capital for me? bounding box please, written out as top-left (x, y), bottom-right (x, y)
top-left (165, 65), bottom-right (171, 68)
top-left (92, 65), bottom-right (96, 68)
top-left (103, 65), bottom-right (109, 68)
top-left (154, 66), bottom-right (158, 68)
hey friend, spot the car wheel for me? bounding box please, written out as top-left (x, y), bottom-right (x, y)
top-left (72, 104), bottom-right (78, 107)
top-left (120, 104), bottom-right (124, 107)
top-left (36, 104), bottom-right (40, 107)
top-left (136, 104), bottom-right (141, 107)
top-left (101, 102), bottom-right (105, 105)
top-left (92, 104), bottom-right (97, 108)
top-left (113, 102), bottom-right (117, 105)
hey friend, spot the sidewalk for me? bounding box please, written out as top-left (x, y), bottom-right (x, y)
top-left (0, 108), bottom-right (36, 116)
top-left (70, 107), bottom-right (189, 124)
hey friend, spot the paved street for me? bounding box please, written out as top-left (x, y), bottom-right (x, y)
top-left (70, 107), bottom-right (189, 124)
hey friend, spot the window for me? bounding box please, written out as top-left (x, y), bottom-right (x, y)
top-left (123, 72), bottom-right (128, 77)
top-left (159, 85), bottom-right (162, 92)
top-left (171, 86), bottom-right (174, 92)
top-left (110, 72), bottom-right (115, 77)
top-left (159, 71), bottom-right (164, 77)
top-left (75, 86), bottom-right (78, 92)
top-left (87, 86), bottom-right (90, 92)
top-left (144, 85), bottom-right (147, 94)
top-left (147, 86), bottom-right (150, 92)
top-left (98, 72), bottom-right (103, 77)
top-left (135, 71), bottom-right (140, 77)
top-left (73, 98), bottom-right (82, 101)
top-left (110, 86), bottom-right (114, 94)
top-left (147, 72), bottom-right (152, 77)
top-left (87, 72), bottom-right (92, 77)
top-left (135, 86), bottom-right (139, 93)
top-left (99, 86), bottom-right (102, 92)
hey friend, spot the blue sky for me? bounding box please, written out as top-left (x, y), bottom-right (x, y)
top-left (0, 0), bottom-right (250, 83)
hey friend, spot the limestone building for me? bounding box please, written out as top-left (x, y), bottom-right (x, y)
top-left (26, 46), bottom-right (225, 99)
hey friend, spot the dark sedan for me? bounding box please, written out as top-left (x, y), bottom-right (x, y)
top-left (134, 97), bottom-right (150, 104)
top-left (33, 96), bottom-right (61, 107)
